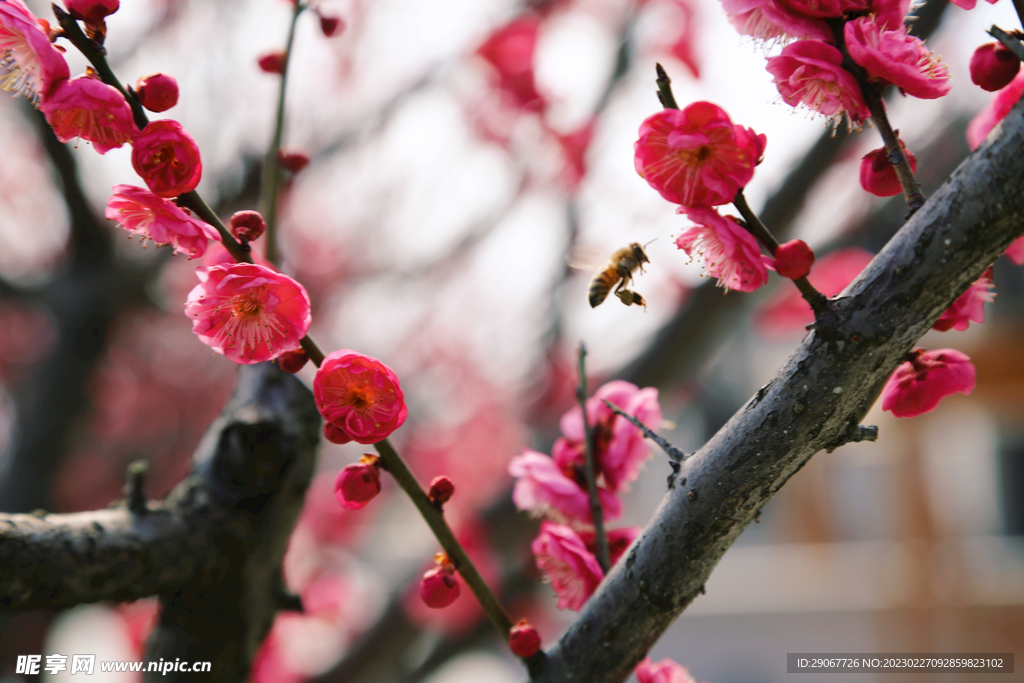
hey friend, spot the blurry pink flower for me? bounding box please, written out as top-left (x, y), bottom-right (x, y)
top-left (333, 455), bottom-right (382, 510)
top-left (554, 119), bottom-right (595, 191)
top-left (184, 263), bottom-right (311, 364)
top-left (966, 71), bottom-right (1024, 150)
top-left (476, 15), bottom-right (545, 112)
top-left (881, 348), bottom-right (976, 418)
top-left (635, 103), bottom-right (766, 209)
top-left (720, 0), bottom-right (832, 42)
top-left (313, 350), bottom-right (408, 445)
top-left (932, 268), bottom-right (995, 332)
top-left (0, 0), bottom-right (69, 104)
top-left (676, 206), bottom-right (770, 293)
top-left (318, 14), bottom-right (344, 37)
top-left (766, 40), bottom-right (871, 122)
top-left (845, 17), bottom-right (950, 99)
top-left (508, 450), bottom-right (623, 524)
top-left (635, 657), bottom-right (701, 683)
top-left (131, 119), bottom-right (202, 198)
top-left (859, 141), bottom-right (917, 197)
top-left (135, 72), bottom-right (178, 112)
top-left (532, 522), bottom-right (604, 611)
top-left (841, 0), bottom-right (911, 30)
top-left (756, 247), bottom-right (874, 334)
top-left (65, 0), bottom-right (120, 23)
top-left (664, 0), bottom-right (700, 79)
top-left (105, 184), bottom-right (220, 258)
top-left (557, 380), bottom-right (662, 493)
top-left (41, 75), bottom-right (137, 154)
top-left (950, 0), bottom-right (999, 8)
top-left (1004, 236), bottom-right (1024, 264)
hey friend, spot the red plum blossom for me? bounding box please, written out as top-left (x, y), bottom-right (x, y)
top-left (844, 17), bottom-right (950, 100)
top-left (635, 657), bottom-right (702, 683)
top-left (105, 184), bottom-right (220, 258)
top-left (675, 206), bottom-right (770, 293)
top-left (932, 268), bottom-right (995, 332)
top-left (0, 0), bottom-right (69, 104)
top-left (508, 449), bottom-right (623, 524)
top-left (967, 71), bottom-right (1024, 150)
top-left (132, 119), bottom-right (203, 198)
top-left (766, 40), bottom-right (871, 122)
top-left (313, 350), bottom-right (408, 444)
top-left (881, 348), bottom-right (976, 418)
top-left (531, 522), bottom-right (604, 611)
top-left (41, 75), bottom-right (137, 154)
top-left (773, 239), bottom-right (815, 280)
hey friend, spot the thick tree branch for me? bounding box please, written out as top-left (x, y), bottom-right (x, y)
top-left (530, 101), bottom-right (1024, 683)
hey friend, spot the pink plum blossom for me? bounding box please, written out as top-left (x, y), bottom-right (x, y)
top-left (0, 0), bottom-right (69, 105)
top-left (131, 119), bottom-right (203, 198)
top-left (184, 262), bottom-right (311, 365)
top-left (532, 522), bottom-right (604, 611)
top-left (508, 450), bottom-right (623, 524)
top-left (313, 350), bottom-right (408, 445)
top-left (845, 17), bottom-right (950, 100)
top-left (766, 40), bottom-right (871, 122)
top-left (476, 15), bottom-right (545, 112)
top-left (105, 184), bottom-right (220, 259)
top-left (634, 102), bottom-right (766, 209)
top-left (881, 348), bottom-right (976, 418)
top-left (41, 74), bottom-right (137, 154)
top-left (932, 268), bottom-right (995, 332)
top-left (676, 206), bottom-right (770, 293)
top-left (720, 0), bottom-right (832, 43)
top-left (635, 657), bottom-right (702, 683)
top-left (966, 71), bottom-right (1024, 151)
top-left (949, 0), bottom-right (999, 8)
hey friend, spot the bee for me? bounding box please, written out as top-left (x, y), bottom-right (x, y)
top-left (588, 242), bottom-right (651, 309)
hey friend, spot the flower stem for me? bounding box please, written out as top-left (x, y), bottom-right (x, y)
top-left (655, 63), bottom-right (679, 110)
top-left (178, 191), bottom-right (249, 262)
top-left (299, 336), bottom-right (326, 367)
top-left (259, 1), bottom-right (305, 266)
top-left (601, 400), bottom-right (687, 462)
top-left (733, 190), bottom-right (828, 314)
top-left (372, 438), bottom-right (515, 641)
top-left (577, 343), bottom-right (611, 574)
top-left (989, 25), bottom-right (1024, 63)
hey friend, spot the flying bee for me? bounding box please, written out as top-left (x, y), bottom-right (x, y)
top-left (588, 242), bottom-right (651, 309)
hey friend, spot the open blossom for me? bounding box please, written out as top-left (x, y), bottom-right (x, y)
top-left (508, 450), bottom-right (623, 524)
top-left (105, 184), bottom-right (220, 258)
top-left (184, 263), bottom-right (311, 364)
top-left (634, 102), bottom-right (766, 209)
top-left (966, 71), bottom-right (1024, 150)
top-left (720, 0), bottom-right (832, 43)
top-left (932, 268), bottom-right (995, 332)
top-left (556, 380), bottom-right (662, 493)
top-left (676, 206), bottom-right (770, 293)
top-left (0, 0), bottom-right (69, 105)
top-left (131, 120), bottom-right (203, 198)
top-left (881, 348), bottom-right (976, 418)
top-left (41, 75), bottom-right (137, 154)
top-left (766, 40), bottom-right (871, 122)
top-left (532, 522), bottom-right (604, 611)
top-left (845, 17), bottom-right (950, 99)
top-left (635, 657), bottom-right (701, 683)
top-left (313, 350), bottom-right (408, 445)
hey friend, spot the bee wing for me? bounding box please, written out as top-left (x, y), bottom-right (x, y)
top-left (566, 246), bottom-right (608, 272)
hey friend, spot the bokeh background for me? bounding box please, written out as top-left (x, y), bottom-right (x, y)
top-left (1, 0), bottom-right (1023, 681)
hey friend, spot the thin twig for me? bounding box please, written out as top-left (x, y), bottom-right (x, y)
top-left (577, 343), bottom-right (610, 574)
top-left (601, 400), bottom-right (687, 463)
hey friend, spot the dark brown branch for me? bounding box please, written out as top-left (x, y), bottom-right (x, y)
top-left (529, 98), bottom-right (1024, 683)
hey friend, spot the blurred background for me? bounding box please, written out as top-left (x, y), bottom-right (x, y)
top-left (0, 0), bottom-right (1022, 680)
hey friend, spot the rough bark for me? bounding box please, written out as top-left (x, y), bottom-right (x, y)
top-left (529, 102), bottom-right (1024, 683)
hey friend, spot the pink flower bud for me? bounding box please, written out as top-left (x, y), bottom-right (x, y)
top-left (229, 210), bottom-right (266, 242)
top-left (258, 51), bottom-right (286, 75)
top-left (773, 240), bottom-right (815, 280)
top-left (420, 561), bottom-right (460, 609)
top-left (278, 348), bottom-right (309, 373)
top-left (318, 14), bottom-right (344, 37)
top-left (428, 476), bottom-right (455, 506)
top-left (333, 455), bottom-right (382, 510)
top-left (131, 120), bottom-right (202, 198)
top-left (970, 42), bottom-right (1021, 92)
top-left (509, 620), bottom-right (542, 658)
top-left (65, 0), bottom-right (119, 23)
top-left (859, 142), bottom-right (917, 198)
top-left (135, 73), bottom-right (179, 112)
top-left (313, 351), bottom-right (408, 445)
top-left (278, 150), bottom-right (310, 173)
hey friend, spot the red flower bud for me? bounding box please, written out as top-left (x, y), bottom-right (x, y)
top-left (277, 150), bottom-right (310, 174)
top-left (428, 476), bottom-right (455, 506)
top-left (135, 73), bottom-right (179, 113)
top-left (333, 456), bottom-right (381, 510)
top-left (65, 0), bottom-right (119, 23)
top-left (319, 14), bottom-right (344, 37)
top-left (278, 348), bottom-right (308, 374)
top-left (970, 42), bottom-right (1021, 92)
top-left (773, 240), bottom-right (815, 280)
top-left (258, 51), bottom-right (286, 75)
top-left (419, 563), bottom-right (460, 609)
top-left (509, 620), bottom-right (542, 658)
top-left (859, 141), bottom-right (917, 198)
top-left (229, 210), bottom-right (266, 242)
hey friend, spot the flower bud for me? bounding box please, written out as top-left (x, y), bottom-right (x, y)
top-left (773, 240), bottom-right (815, 280)
top-left (258, 51), bottom-right (286, 75)
top-left (135, 73), bottom-right (179, 113)
top-left (509, 620), bottom-right (542, 658)
top-left (277, 149), bottom-right (310, 174)
top-left (428, 476), bottom-right (455, 506)
top-left (859, 141), bottom-right (917, 198)
top-left (65, 0), bottom-right (119, 23)
top-left (319, 14), bottom-right (344, 37)
top-left (278, 348), bottom-right (308, 373)
top-left (419, 562), bottom-right (460, 609)
top-left (333, 456), bottom-right (381, 510)
top-left (970, 42), bottom-right (1021, 92)
top-left (229, 210), bottom-right (266, 242)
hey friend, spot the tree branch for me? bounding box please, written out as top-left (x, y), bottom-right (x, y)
top-left (529, 101), bottom-right (1024, 683)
